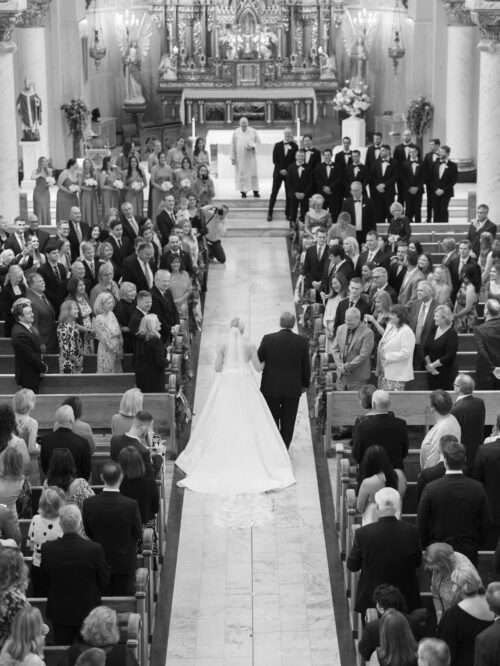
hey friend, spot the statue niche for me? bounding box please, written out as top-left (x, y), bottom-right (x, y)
top-left (219, 4), bottom-right (277, 62)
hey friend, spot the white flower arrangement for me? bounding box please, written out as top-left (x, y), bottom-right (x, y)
top-left (46, 176), bottom-right (55, 187)
top-left (113, 179), bottom-right (124, 190)
top-left (84, 178), bottom-right (98, 187)
top-left (246, 141), bottom-right (256, 151)
top-left (161, 181), bottom-right (173, 192)
top-left (333, 83), bottom-right (371, 118)
top-left (180, 178), bottom-right (191, 189)
top-left (69, 184), bottom-right (80, 193)
top-left (131, 181), bottom-right (144, 192)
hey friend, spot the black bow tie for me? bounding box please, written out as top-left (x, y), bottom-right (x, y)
top-left (440, 160), bottom-right (447, 164)
top-left (382, 159), bottom-right (389, 163)
top-left (411, 160), bottom-right (418, 163)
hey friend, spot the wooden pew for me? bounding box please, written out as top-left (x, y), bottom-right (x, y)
top-left (0, 354), bottom-right (135, 374)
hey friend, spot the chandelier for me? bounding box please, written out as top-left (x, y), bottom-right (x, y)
top-left (388, 0), bottom-right (406, 74)
top-left (87, 0), bottom-right (107, 69)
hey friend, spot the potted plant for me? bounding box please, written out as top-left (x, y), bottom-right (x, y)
top-left (407, 96), bottom-right (433, 154)
top-left (61, 98), bottom-right (90, 158)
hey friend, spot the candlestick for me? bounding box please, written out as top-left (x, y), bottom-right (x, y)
top-left (191, 117), bottom-right (196, 151)
top-left (296, 116), bottom-right (301, 145)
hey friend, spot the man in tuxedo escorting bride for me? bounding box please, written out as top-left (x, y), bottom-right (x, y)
top-left (258, 312), bottom-right (311, 449)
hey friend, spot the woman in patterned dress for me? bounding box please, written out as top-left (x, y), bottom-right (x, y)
top-left (93, 292), bottom-right (123, 374)
top-left (57, 300), bottom-right (84, 374)
top-left (66, 277), bottom-right (94, 355)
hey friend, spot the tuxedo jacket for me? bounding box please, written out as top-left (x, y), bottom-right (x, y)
top-left (303, 147), bottom-right (321, 170)
top-left (302, 244), bottom-right (329, 288)
top-left (422, 151), bottom-right (440, 183)
top-left (272, 140), bottom-right (298, 173)
top-left (475, 317), bottom-right (500, 387)
top-left (432, 160), bottom-right (458, 198)
top-left (257, 328), bottom-right (310, 398)
top-left (38, 262), bottom-right (68, 311)
top-left (365, 144), bottom-right (383, 170)
top-left (401, 160), bottom-right (425, 193)
top-left (370, 159), bottom-right (397, 197)
top-left (287, 163), bottom-right (313, 196)
top-left (334, 150), bottom-right (353, 173)
top-left (345, 163), bottom-right (369, 190)
top-left (313, 163), bottom-right (340, 196)
top-left (347, 516), bottom-right (421, 614)
top-left (334, 295), bottom-right (371, 330)
top-left (68, 220), bottom-right (90, 260)
top-left (341, 196), bottom-right (376, 237)
top-left (467, 219), bottom-right (498, 255)
top-left (83, 491), bottom-right (142, 575)
top-left (447, 255), bottom-right (477, 297)
top-left (25, 228), bottom-right (49, 253)
top-left (120, 214), bottom-right (146, 242)
top-left (121, 255), bottom-right (155, 292)
top-left (41, 533), bottom-right (109, 627)
top-left (451, 395), bottom-right (486, 470)
top-left (331, 322), bottom-right (374, 384)
top-left (11, 322), bottom-right (45, 392)
top-left (416, 461), bottom-right (445, 502)
top-left (393, 142), bottom-right (417, 164)
top-left (25, 288), bottom-right (57, 353)
top-left (107, 234), bottom-right (133, 279)
top-left (160, 249), bottom-right (194, 276)
top-left (156, 210), bottom-right (176, 246)
top-left (417, 474), bottom-right (491, 560)
top-left (151, 285), bottom-right (179, 343)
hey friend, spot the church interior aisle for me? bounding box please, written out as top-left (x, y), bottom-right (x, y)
top-left (165, 237), bottom-right (340, 666)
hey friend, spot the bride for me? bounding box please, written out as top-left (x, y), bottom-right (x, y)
top-left (176, 318), bottom-right (296, 494)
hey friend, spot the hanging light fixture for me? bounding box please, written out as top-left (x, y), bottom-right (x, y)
top-left (150, 0), bottom-right (164, 30)
top-left (388, 0), bottom-right (406, 74)
top-left (332, 0), bottom-right (345, 29)
top-left (88, 0), bottom-right (107, 69)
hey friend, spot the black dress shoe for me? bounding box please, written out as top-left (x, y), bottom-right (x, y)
top-left (253, 191), bottom-right (260, 198)
top-left (267, 215), bottom-right (272, 222)
top-left (241, 192), bottom-right (247, 198)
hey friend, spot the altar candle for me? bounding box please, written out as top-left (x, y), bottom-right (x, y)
top-left (296, 117), bottom-right (301, 145)
top-left (191, 117), bottom-right (196, 150)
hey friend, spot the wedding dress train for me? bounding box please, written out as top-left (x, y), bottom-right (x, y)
top-left (176, 327), bottom-right (296, 495)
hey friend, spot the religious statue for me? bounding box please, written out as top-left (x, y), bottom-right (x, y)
top-left (256, 27), bottom-right (277, 60)
top-left (16, 79), bottom-right (42, 142)
top-left (115, 15), bottom-right (152, 106)
top-left (158, 52), bottom-right (178, 82)
top-left (318, 48), bottom-right (337, 81)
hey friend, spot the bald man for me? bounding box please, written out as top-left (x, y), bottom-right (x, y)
top-left (409, 280), bottom-right (437, 367)
top-left (451, 373), bottom-right (486, 472)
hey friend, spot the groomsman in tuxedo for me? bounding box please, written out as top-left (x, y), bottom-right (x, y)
top-left (431, 145), bottom-right (458, 223)
top-left (341, 181), bottom-right (376, 244)
top-left (120, 202), bottom-right (145, 242)
top-left (423, 138), bottom-right (441, 222)
top-left (302, 134), bottom-right (321, 170)
top-left (370, 145), bottom-right (397, 223)
top-left (334, 136), bottom-right (353, 177)
top-left (302, 228), bottom-right (329, 295)
top-left (345, 150), bottom-right (369, 198)
top-left (156, 195), bottom-right (177, 246)
top-left (401, 146), bottom-right (424, 222)
top-left (393, 129), bottom-right (418, 204)
top-left (287, 150), bottom-right (313, 224)
top-left (107, 220), bottom-right (132, 280)
top-left (68, 207), bottom-right (90, 261)
top-left (11, 300), bottom-right (47, 393)
top-left (365, 132), bottom-right (383, 170)
top-left (267, 128), bottom-right (298, 222)
top-left (313, 149), bottom-right (341, 220)
top-left (467, 203), bottom-right (497, 255)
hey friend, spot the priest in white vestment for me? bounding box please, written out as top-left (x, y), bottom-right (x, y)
top-left (231, 117), bottom-right (261, 198)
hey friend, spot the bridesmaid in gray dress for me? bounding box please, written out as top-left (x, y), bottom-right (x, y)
top-left (123, 155), bottom-right (147, 217)
top-left (99, 155), bottom-right (121, 221)
top-left (79, 158), bottom-right (99, 227)
top-left (32, 156), bottom-right (53, 225)
top-left (56, 158), bottom-right (80, 222)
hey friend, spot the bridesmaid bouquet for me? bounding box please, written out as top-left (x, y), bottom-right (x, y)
top-left (46, 176), bottom-right (55, 186)
top-left (84, 177), bottom-right (98, 187)
top-left (161, 181), bottom-right (173, 192)
top-left (180, 178), bottom-right (191, 189)
top-left (69, 184), bottom-right (80, 193)
top-left (113, 179), bottom-right (124, 190)
top-left (132, 181), bottom-right (144, 191)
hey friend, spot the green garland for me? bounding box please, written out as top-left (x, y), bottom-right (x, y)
top-left (406, 96), bottom-right (433, 137)
top-left (61, 98), bottom-right (89, 138)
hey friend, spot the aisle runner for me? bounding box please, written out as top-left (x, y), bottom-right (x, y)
top-left (166, 237), bottom-right (340, 666)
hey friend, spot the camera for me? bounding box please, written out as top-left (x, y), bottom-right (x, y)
top-left (216, 207), bottom-right (225, 216)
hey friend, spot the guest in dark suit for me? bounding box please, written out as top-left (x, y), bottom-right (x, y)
top-left (267, 128), bottom-right (298, 221)
top-left (160, 233), bottom-right (194, 276)
top-left (423, 305), bottom-right (458, 390)
top-left (447, 240), bottom-right (477, 303)
top-left (119, 446), bottom-right (160, 525)
top-left (467, 204), bottom-right (497, 256)
top-left (11, 300), bottom-right (47, 393)
top-left (321, 245), bottom-right (355, 296)
top-left (25, 214), bottom-right (49, 253)
top-left (155, 195), bottom-right (177, 246)
top-left (38, 240), bottom-right (68, 313)
top-left (41, 504), bottom-right (109, 645)
top-left (352, 389), bottom-right (409, 472)
top-left (341, 180), bottom-right (376, 244)
top-left (107, 220), bottom-right (133, 281)
top-left (25, 272), bottom-right (58, 353)
top-left (121, 242), bottom-right (155, 292)
top-left (388, 242), bottom-right (409, 297)
top-left (110, 410), bottom-right (157, 477)
top-left (313, 149), bottom-right (341, 220)
top-left (401, 146), bottom-right (424, 222)
top-left (133, 314), bottom-right (167, 393)
top-left (416, 434), bottom-right (457, 502)
top-left (452, 373), bottom-right (486, 472)
top-left (474, 583), bottom-right (500, 666)
top-left (365, 132), bottom-right (383, 170)
top-left (431, 145), bottom-right (458, 223)
top-left (370, 145), bottom-right (397, 223)
top-left (120, 201), bottom-right (145, 243)
top-left (257, 312), bottom-right (310, 449)
top-left (128, 291), bottom-right (152, 342)
top-left (302, 134), bottom-right (321, 171)
top-left (68, 207), bottom-right (90, 261)
top-left (4, 217), bottom-right (27, 256)
top-left (393, 130), bottom-right (418, 204)
top-left (347, 487), bottom-right (421, 616)
top-left (409, 281), bottom-right (437, 368)
top-left (360, 232), bottom-right (390, 271)
top-left (422, 138), bottom-right (441, 222)
top-left (473, 426), bottom-right (500, 548)
top-left (302, 228), bottom-right (329, 294)
top-left (475, 299), bottom-right (500, 390)
top-left (151, 270), bottom-right (179, 344)
top-left (334, 278), bottom-right (371, 330)
top-left (82, 461), bottom-right (142, 596)
top-left (40, 405), bottom-right (91, 479)
top-left (417, 439), bottom-right (491, 565)
top-left (287, 150), bottom-right (313, 223)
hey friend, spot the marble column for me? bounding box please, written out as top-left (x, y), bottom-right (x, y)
top-left (16, 0), bottom-right (52, 159)
top-left (443, 1), bottom-right (476, 173)
top-left (0, 4), bottom-right (26, 222)
top-left (466, 1), bottom-right (500, 219)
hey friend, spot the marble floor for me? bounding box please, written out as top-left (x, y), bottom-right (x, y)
top-left (165, 237), bottom-right (340, 665)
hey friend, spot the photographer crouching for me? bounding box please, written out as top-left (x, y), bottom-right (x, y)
top-left (201, 204), bottom-right (229, 265)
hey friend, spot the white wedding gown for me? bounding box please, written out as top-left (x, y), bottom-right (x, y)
top-left (176, 327), bottom-right (296, 495)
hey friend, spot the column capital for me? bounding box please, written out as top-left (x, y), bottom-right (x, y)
top-left (465, 1), bottom-right (500, 42)
top-left (442, 1), bottom-right (474, 26)
top-left (17, 0), bottom-right (52, 28)
top-left (0, 1), bottom-right (27, 50)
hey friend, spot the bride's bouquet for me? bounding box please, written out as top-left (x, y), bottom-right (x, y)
top-left (180, 178), bottom-right (191, 189)
top-left (132, 181), bottom-right (144, 192)
top-left (69, 184), bottom-right (80, 193)
top-left (84, 177), bottom-right (98, 188)
top-left (113, 179), bottom-right (124, 190)
top-left (161, 181), bottom-right (173, 192)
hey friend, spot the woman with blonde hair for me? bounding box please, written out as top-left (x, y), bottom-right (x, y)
top-left (376, 305), bottom-right (416, 391)
top-left (0, 547), bottom-right (29, 648)
top-left (79, 158), bottom-right (99, 227)
top-left (12, 390), bottom-right (38, 484)
top-left (0, 606), bottom-right (47, 664)
top-left (92, 292), bottom-right (123, 374)
top-left (1, 265), bottom-right (26, 336)
top-left (28, 486), bottom-right (65, 596)
top-left (111, 388), bottom-right (144, 437)
top-left (303, 193), bottom-right (331, 236)
top-left (134, 314), bottom-right (166, 393)
top-left (63, 606), bottom-right (138, 666)
top-left (32, 156), bottom-right (53, 226)
top-left (424, 305), bottom-right (458, 390)
top-left (89, 262), bottom-right (120, 309)
top-left (428, 265), bottom-right (452, 306)
top-left (57, 300), bottom-right (84, 374)
top-left (327, 211), bottom-right (356, 243)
